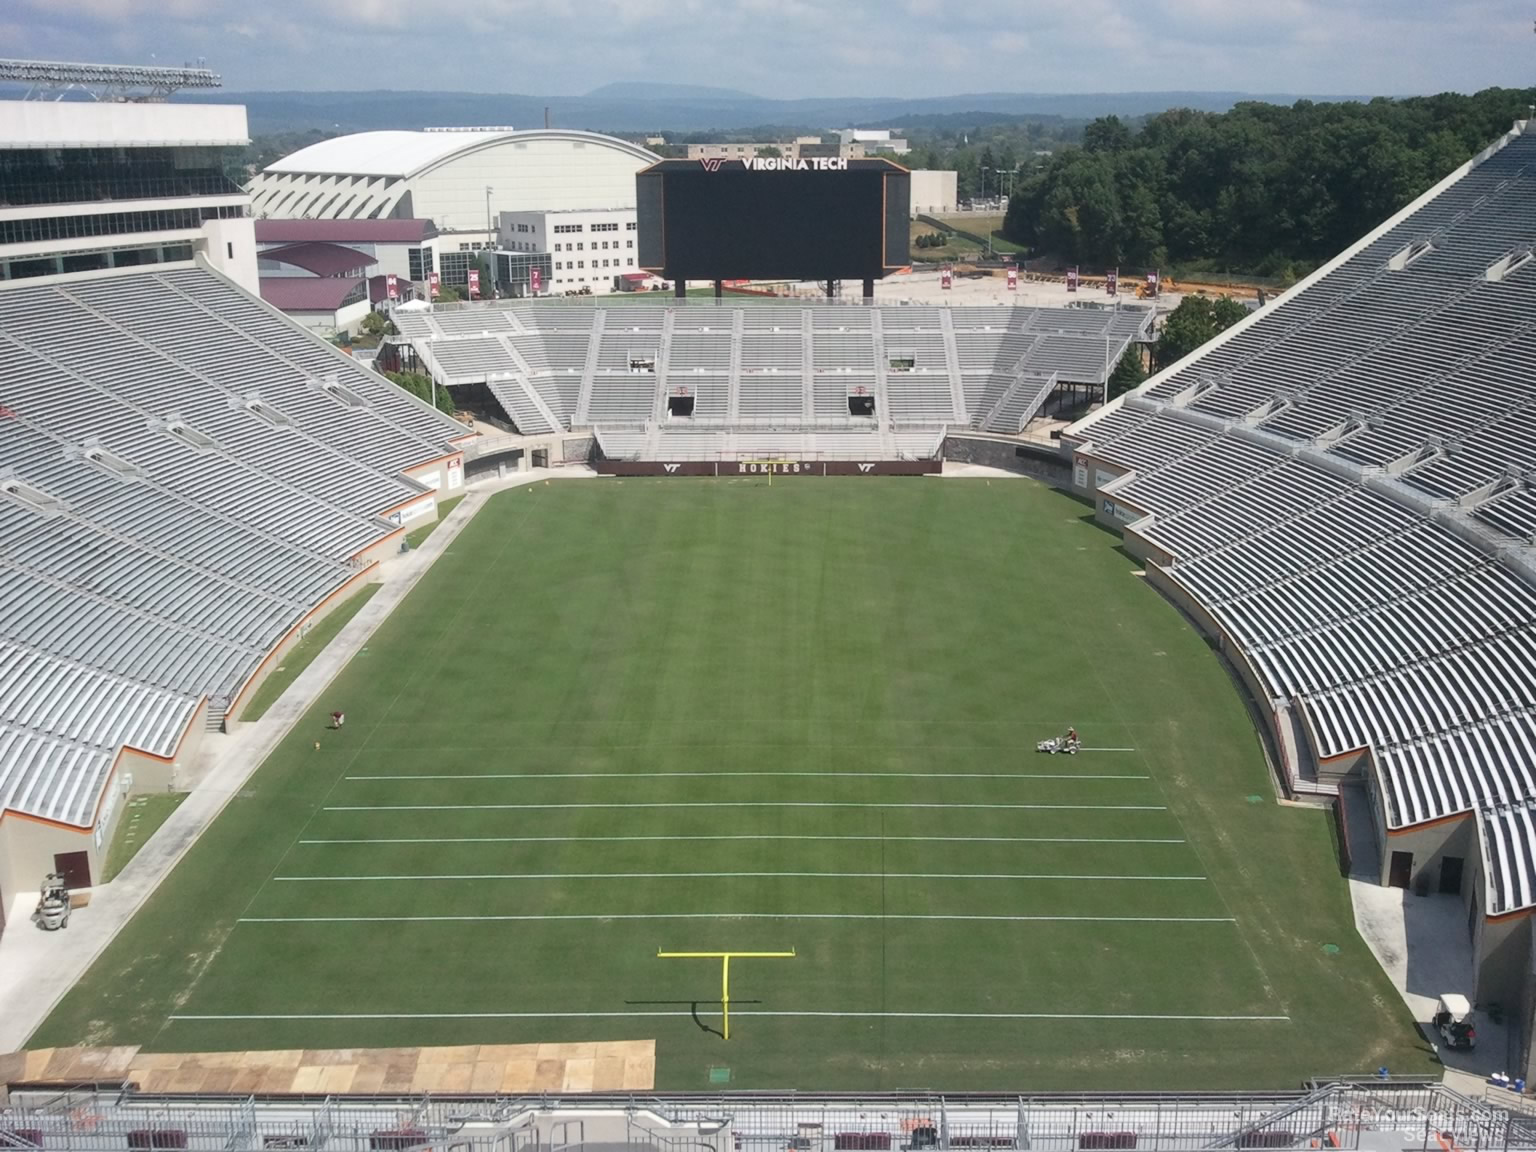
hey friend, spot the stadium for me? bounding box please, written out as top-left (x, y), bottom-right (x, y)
top-left (2, 50), bottom-right (1536, 1152)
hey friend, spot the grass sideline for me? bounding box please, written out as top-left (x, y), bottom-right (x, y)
top-left (101, 793), bottom-right (188, 883)
top-left (406, 495), bottom-right (464, 550)
top-left (239, 584), bottom-right (382, 722)
top-left (36, 479), bottom-right (1424, 1089)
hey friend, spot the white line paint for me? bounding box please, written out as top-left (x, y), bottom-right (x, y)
top-left (274, 872), bottom-right (1207, 882)
top-left (345, 771), bottom-right (1148, 782)
top-left (323, 802), bottom-right (1166, 812)
top-left (299, 835), bottom-right (1188, 846)
top-left (170, 1010), bottom-right (1286, 1023)
top-left (1079, 748), bottom-right (1138, 752)
top-left (239, 913), bottom-right (1234, 924)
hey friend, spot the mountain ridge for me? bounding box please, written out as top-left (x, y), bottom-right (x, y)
top-left (202, 87), bottom-right (1363, 136)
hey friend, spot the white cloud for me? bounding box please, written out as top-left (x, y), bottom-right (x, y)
top-left (4, 0), bottom-right (1531, 97)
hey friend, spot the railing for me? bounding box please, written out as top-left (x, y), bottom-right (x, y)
top-left (8, 1084), bottom-right (1531, 1152)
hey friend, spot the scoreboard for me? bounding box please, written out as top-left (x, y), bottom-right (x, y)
top-left (636, 156), bottom-right (911, 283)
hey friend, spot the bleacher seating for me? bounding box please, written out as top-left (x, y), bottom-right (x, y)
top-left (403, 301), bottom-right (1152, 444)
top-left (0, 263), bottom-right (464, 832)
top-left (1068, 120), bottom-right (1536, 915)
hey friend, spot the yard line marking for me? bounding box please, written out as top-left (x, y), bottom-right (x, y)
top-left (344, 771), bottom-right (1149, 781)
top-left (323, 802), bottom-right (1167, 812)
top-left (274, 871), bottom-right (1207, 882)
top-left (1079, 747), bottom-right (1138, 752)
top-left (169, 1010), bottom-right (1287, 1023)
top-left (238, 913), bottom-right (1235, 924)
top-left (300, 835), bottom-right (1188, 846)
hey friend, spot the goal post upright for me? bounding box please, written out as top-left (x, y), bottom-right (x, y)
top-left (656, 949), bottom-right (796, 1039)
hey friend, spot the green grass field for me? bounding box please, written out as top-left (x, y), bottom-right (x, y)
top-left (35, 478), bottom-right (1427, 1090)
top-left (101, 793), bottom-right (188, 883)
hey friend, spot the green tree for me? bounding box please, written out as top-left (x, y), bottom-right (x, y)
top-left (385, 370), bottom-right (456, 415)
top-left (1083, 115), bottom-right (1133, 154)
top-left (359, 311), bottom-right (397, 339)
top-left (1108, 347), bottom-right (1149, 398)
top-left (1155, 295), bottom-right (1249, 369)
top-left (1004, 87), bottom-right (1536, 276)
top-left (755, 145), bottom-right (783, 158)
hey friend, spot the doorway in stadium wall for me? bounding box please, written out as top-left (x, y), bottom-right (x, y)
top-left (1440, 856), bottom-right (1464, 895)
top-left (53, 851), bottom-right (91, 892)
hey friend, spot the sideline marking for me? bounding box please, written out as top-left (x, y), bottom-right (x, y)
top-left (323, 802), bottom-right (1167, 812)
top-left (274, 871), bottom-right (1207, 882)
top-left (170, 1009), bottom-right (1286, 1023)
top-left (300, 834), bottom-right (1188, 846)
top-left (239, 913), bottom-right (1235, 924)
top-left (344, 771), bottom-right (1149, 781)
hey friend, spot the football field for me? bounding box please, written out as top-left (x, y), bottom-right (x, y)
top-left (35, 477), bottom-right (1427, 1090)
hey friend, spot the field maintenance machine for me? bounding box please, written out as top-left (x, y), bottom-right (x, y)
top-left (33, 872), bottom-right (70, 931)
top-left (1037, 730), bottom-right (1082, 755)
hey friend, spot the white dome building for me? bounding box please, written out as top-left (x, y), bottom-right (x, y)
top-left (248, 128), bottom-right (659, 231)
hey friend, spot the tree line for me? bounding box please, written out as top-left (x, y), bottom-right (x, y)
top-left (1003, 88), bottom-right (1536, 280)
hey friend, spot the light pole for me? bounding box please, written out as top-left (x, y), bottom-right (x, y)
top-left (485, 185), bottom-right (495, 294)
top-left (979, 165), bottom-right (991, 205)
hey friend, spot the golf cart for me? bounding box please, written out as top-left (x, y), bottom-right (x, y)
top-left (33, 872), bottom-right (70, 931)
top-left (1037, 731), bottom-right (1081, 755)
top-left (1433, 993), bottom-right (1476, 1050)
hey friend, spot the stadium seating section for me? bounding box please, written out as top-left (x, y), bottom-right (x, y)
top-left (1070, 125), bottom-right (1536, 915)
top-left (396, 302), bottom-right (1151, 457)
top-left (0, 265), bottom-right (464, 831)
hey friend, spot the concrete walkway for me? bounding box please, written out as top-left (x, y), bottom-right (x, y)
top-left (939, 462), bottom-right (1031, 479)
top-left (0, 468), bottom-right (588, 1053)
top-left (1350, 877), bottom-right (1518, 1080)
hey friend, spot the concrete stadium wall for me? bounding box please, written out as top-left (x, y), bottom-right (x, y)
top-left (0, 814), bottom-right (97, 923)
top-left (403, 454), bottom-right (466, 496)
top-left (941, 434), bottom-right (1071, 483)
top-left (0, 697), bottom-right (208, 915)
top-left (1478, 908), bottom-right (1532, 1011)
top-left (595, 460), bottom-right (942, 477)
top-left (226, 565), bottom-right (381, 725)
top-left (1383, 816), bottom-right (1475, 897)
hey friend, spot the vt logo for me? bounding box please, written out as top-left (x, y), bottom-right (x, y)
top-left (699, 158), bottom-right (727, 172)
top-left (858, 463), bottom-right (876, 473)
top-left (663, 463), bottom-right (681, 473)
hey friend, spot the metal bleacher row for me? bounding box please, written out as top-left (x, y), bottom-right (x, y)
top-left (396, 302), bottom-right (1151, 451)
top-left (1071, 121), bottom-right (1536, 915)
top-left (0, 263), bottom-right (465, 830)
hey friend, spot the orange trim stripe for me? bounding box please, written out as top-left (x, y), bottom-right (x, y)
top-left (1386, 811), bottom-right (1471, 836)
top-left (227, 564), bottom-right (378, 718)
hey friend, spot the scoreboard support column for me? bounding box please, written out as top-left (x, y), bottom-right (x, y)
top-left (714, 279), bottom-right (723, 300)
top-left (674, 279), bottom-right (686, 299)
top-left (862, 278), bottom-right (874, 302)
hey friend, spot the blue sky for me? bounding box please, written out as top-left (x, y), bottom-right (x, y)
top-left (5, 0), bottom-right (1531, 97)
